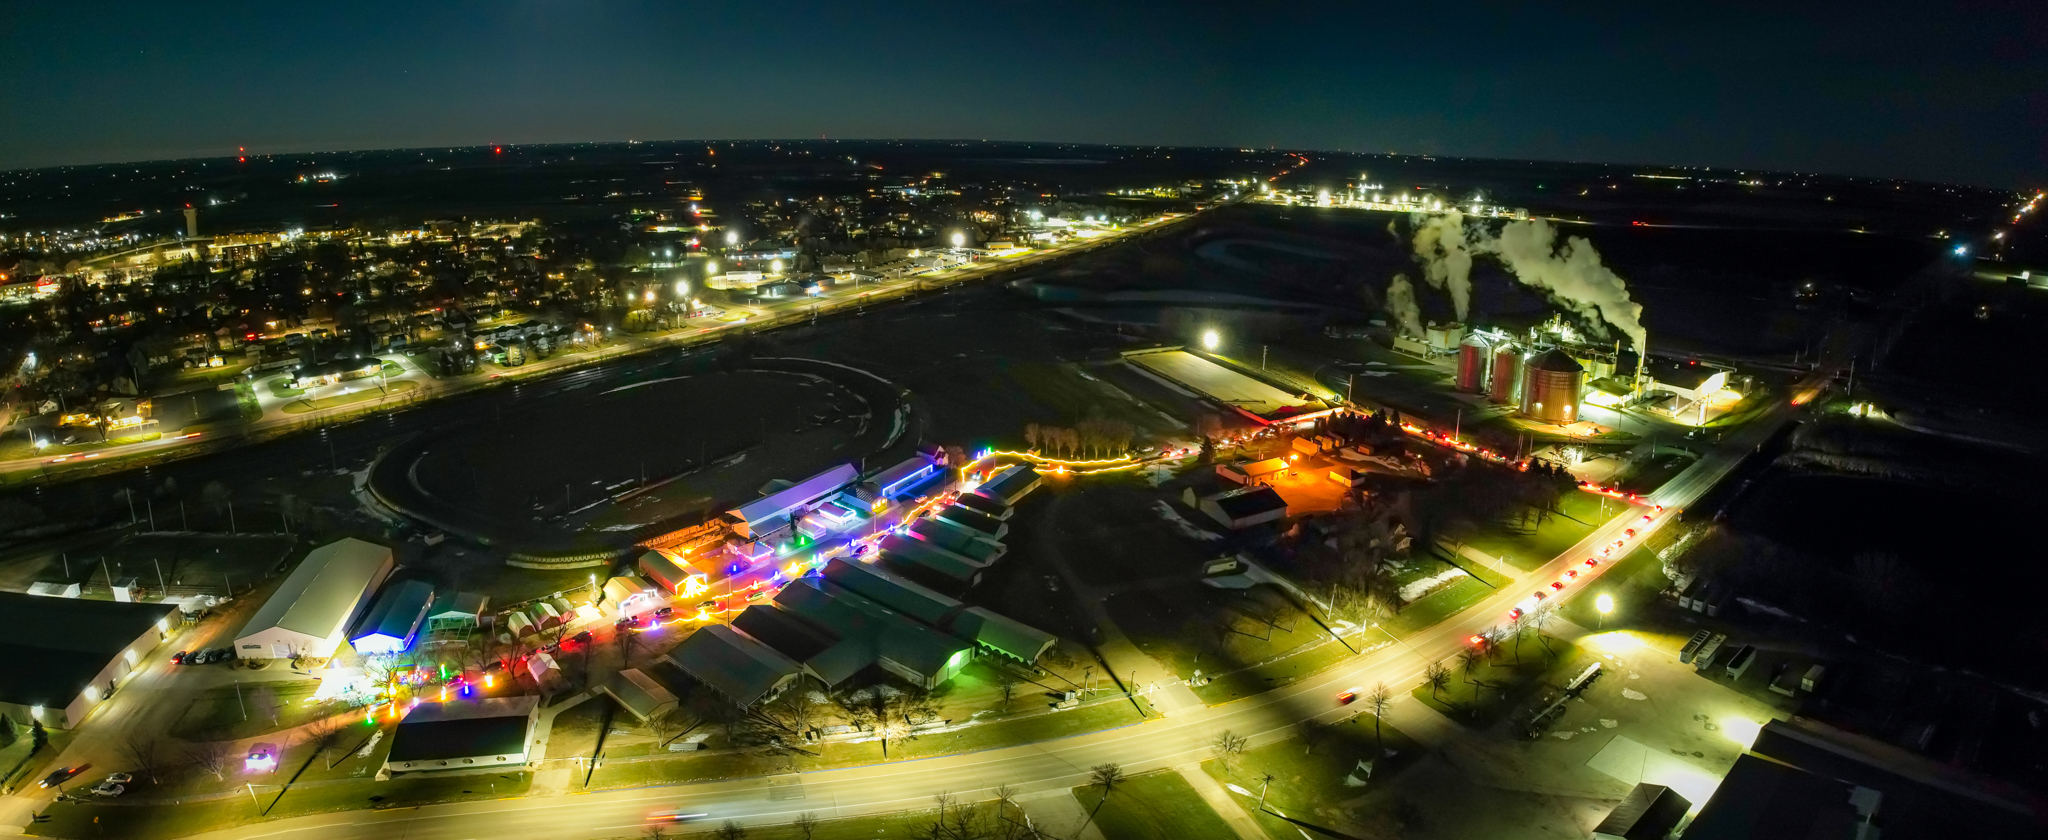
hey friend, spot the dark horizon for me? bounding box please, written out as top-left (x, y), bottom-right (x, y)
top-left (2, 1), bottom-right (2042, 189)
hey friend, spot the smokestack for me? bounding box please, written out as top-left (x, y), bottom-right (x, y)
top-left (183, 207), bottom-right (198, 238)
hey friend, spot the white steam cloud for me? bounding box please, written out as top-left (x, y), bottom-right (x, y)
top-left (1408, 213), bottom-right (1647, 354)
top-left (1489, 219), bottom-right (1647, 354)
top-left (1384, 273), bottom-right (1423, 339)
top-left (1410, 211), bottom-right (1474, 322)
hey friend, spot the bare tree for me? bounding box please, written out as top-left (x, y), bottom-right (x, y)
top-left (790, 812), bottom-right (819, 840)
top-left (1077, 763), bottom-right (1125, 838)
top-left (1457, 645), bottom-right (1485, 688)
top-left (1211, 729), bottom-right (1248, 776)
top-left (712, 821), bottom-right (747, 840)
top-left (1528, 608), bottom-right (1555, 657)
top-left (308, 719), bottom-right (346, 769)
top-left (120, 732), bottom-right (166, 784)
top-left (997, 673), bottom-right (1019, 712)
top-left (642, 826), bottom-right (669, 840)
top-left (768, 679), bottom-right (821, 737)
top-left (1367, 683), bottom-right (1392, 751)
top-left (1424, 659), bottom-right (1452, 701)
top-left (186, 739), bottom-right (231, 781)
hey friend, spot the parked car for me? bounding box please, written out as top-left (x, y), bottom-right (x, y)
top-left (89, 782), bottom-right (124, 797)
top-left (170, 651), bottom-right (190, 665)
top-left (103, 773), bottom-right (132, 784)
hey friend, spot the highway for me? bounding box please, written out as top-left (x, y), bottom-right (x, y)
top-left (132, 401), bottom-right (1798, 840)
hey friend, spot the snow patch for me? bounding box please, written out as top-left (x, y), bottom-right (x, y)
top-left (1600, 719), bottom-right (1618, 728)
top-left (600, 375), bottom-right (692, 395)
top-left (1399, 568), bottom-right (1470, 603)
top-left (1154, 501), bottom-right (1223, 541)
top-left (1622, 689), bottom-right (1648, 700)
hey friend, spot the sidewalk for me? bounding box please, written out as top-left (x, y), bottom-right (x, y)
top-left (1174, 764), bottom-right (1271, 840)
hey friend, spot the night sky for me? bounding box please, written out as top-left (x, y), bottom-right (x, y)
top-left (2, 1), bottom-right (2040, 187)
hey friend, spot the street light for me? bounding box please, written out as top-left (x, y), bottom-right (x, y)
top-left (725, 231), bottom-right (739, 246)
top-left (674, 279), bottom-right (689, 296)
top-left (1595, 593), bottom-right (1614, 629)
top-left (1201, 329), bottom-right (1220, 351)
top-left (950, 231), bottom-right (965, 249)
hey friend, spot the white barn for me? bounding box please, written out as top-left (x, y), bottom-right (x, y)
top-left (235, 538), bottom-right (395, 661)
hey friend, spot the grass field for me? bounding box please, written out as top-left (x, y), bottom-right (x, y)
top-left (1206, 717), bottom-right (1423, 834)
top-left (1073, 770), bottom-right (1237, 840)
top-left (170, 681), bottom-right (348, 741)
top-left (279, 379), bottom-right (420, 414)
top-left (1409, 633), bottom-right (1581, 727)
top-left (1461, 491), bottom-right (1620, 573)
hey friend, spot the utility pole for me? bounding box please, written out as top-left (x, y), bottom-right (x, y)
top-left (153, 558), bottom-right (167, 594)
top-left (1262, 345), bottom-right (1269, 371)
top-left (228, 502), bottom-right (237, 534)
top-left (100, 556), bottom-right (112, 593)
top-left (147, 498), bottom-right (156, 531)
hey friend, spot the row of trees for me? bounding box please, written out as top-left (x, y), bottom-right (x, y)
top-left (1024, 419), bottom-right (1136, 460)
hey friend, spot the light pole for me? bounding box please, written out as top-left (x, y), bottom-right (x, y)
top-left (1596, 593), bottom-right (1614, 630)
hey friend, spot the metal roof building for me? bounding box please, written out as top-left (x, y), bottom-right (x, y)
top-left (0, 592), bottom-right (180, 729)
top-left (973, 465), bottom-right (1042, 506)
top-left (384, 695), bottom-right (540, 775)
top-left (879, 533), bottom-right (990, 586)
top-left (349, 579), bottom-right (435, 656)
top-left (908, 517), bottom-right (1006, 563)
top-left (820, 559), bottom-right (962, 626)
top-left (663, 626), bottom-right (801, 709)
top-left (727, 464), bottom-right (859, 538)
top-left (950, 607), bottom-right (1057, 665)
top-left (601, 668), bottom-right (681, 721)
top-left (772, 578), bottom-right (973, 689)
top-left (235, 538), bottom-right (394, 661)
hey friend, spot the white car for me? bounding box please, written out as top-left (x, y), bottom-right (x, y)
top-left (103, 773), bottom-right (133, 784)
top-left (90, 782), bottom-right (125, 797)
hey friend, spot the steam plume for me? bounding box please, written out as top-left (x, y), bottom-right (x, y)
top-left (1384, 273), bottom-right (1423, 339)
top-left (1488, 219), bottom-right (1646, 353)
top-left (1410, 211), bottom-right (1474, 322)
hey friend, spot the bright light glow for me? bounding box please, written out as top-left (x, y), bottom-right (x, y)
top-left (1722, 717), bottom-right (1763, 748)
top-left (675, 280), bottom-right (689, 296)
top-left (1596, 594), bottom-right (1614, 614)
top-left (770, 259), bottom-right (784, 272)
top-left (1201, 329), bottom-right (1219, 350)
top-left (951, 232), bottom-right (965, 248)
top-left (1955, 245), bottom-right (1970, 256)
top-left (725, 231), bottom-right (739, 246)
top-left (643, 290), bottom-right (655, 302)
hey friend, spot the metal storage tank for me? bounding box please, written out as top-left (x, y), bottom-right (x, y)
top-left (1487, 345), bottom-right (1523, 405)
top-left (1521, 349), bottom-right (1584, 424)
top-left (1455, 335), bottom-right (1491, 393)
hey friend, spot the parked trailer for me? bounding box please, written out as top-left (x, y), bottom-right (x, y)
top-left (1693, 634), bottom-right (1728, 672)
top-left (1801, 664), bottom-right (1827, 692)
top-left (1724, 645), bottom-right (1757, 680)
top-left (1679, 630), bottom-right (1711, 664)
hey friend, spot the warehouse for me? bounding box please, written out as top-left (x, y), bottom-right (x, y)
top-left (770, 578), bottom-right (974, 689)
top-left (879, 533), bottom-right (990, 586)
top-left (0, 592), bottom-right (181, 729)
top-left (383, 695), bottom-right (540, 775)
top-left (1197, 486), bottom-right (1290, 530)
top-left (235, 538), bottom-right (395, 661)
top-left (972, 464), bottom-right (1042, 507)
top-left (726, 463), bottom-right (860, 539)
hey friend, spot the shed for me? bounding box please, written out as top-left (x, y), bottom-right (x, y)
top-left (1197, 486), bottom-right (1290, 530)
top-left (384, 695), bottom-right (539, 775)
top-left (26, 581), bottom-right (81, 599)
top-left (974, 464), bottom-right (1041, 506)
top-left (1215, 458), bottom-right (1287, 486)
top-left (952, 492), bottom-right (1012, 521)
top-left (601, 668), bottom-right (681, 721)
top-left (638, 549), bottom-right (711, 597)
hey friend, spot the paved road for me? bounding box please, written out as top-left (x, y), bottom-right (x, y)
top-left (79, 400), bottom-right (1798, 840)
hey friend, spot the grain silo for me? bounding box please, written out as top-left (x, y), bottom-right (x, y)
top-left (1521, 349), bottom-right (1584, 424)
top-left (1487, 344), bottom-right (1523, 405)
top-left (1455, 334), bottom-right (1491, 393)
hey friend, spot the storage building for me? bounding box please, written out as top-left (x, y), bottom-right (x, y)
top-left (349, 580), bottom-right (435, 656)
top-left (0, 592), bottom-right (180, 729)
top-left (235, 538), bottom-right (395, 661)
top-left (664, 625), bottom-right (801, 709)
top-left (383, 695), bottom-right (540, 775)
